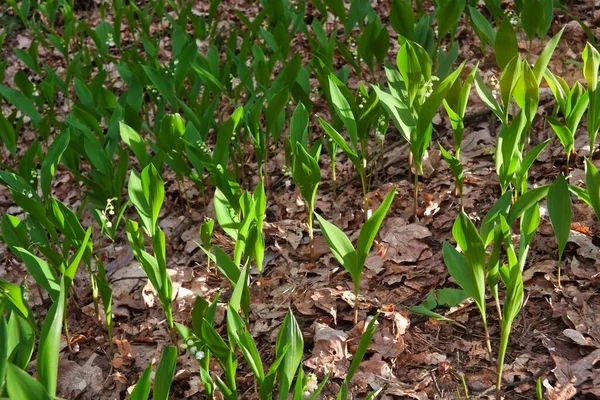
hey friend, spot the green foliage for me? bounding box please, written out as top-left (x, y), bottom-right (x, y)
top-left (0, 1), bottom-right (597, 398)
top-left (315, 188), bottom-right (396, 323)
top-left (547, 174), bottom-right (572, 286)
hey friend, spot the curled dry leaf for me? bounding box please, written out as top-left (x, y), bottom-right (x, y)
top-left (304, 323), bottom-right (350, 377)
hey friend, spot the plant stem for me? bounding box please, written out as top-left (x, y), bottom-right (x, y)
top-left (353, 285), bottom-right (359, 325)
top-left (484, 321), bottom-right (493, 359)
top-left (360, 168), bottom-right (369, 221)
top-left (64, 309), bottom-right (73, 353)
top-left (494, 297), bottom-right (503, 322)
top-left (557, 258), bottom-right (562, 287)
top-left (413, 170), bottom-right (419, 219)
top-left (496, 321), bottom-right (512, 400)
top-left (308, 209), bottom-right (314, 259)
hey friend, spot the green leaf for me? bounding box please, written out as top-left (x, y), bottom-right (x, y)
top-left (142, 65), bottom-right (178, 106)
top-left (120, 122), bottom-right (149, 167)
top-left (292, 143), bottom-right (321, 213)
top-left (289, 102), bottom-right (309, 149)
top-left (0, 278), bottom-right (31, 321)
top-left (437, 0), bottom-right (465, 40)
top-left (533, 27), bottom-right (564, 85)
top-left (390, 0), bottom-right (415, 40)
top-left (585, 158), bottom-right (600, 220)
top-left (41, 130), bottom-right (70, 199)
top-left (372, 85), bottom-right (415, 143)
top-left (328, 76), bottom-right (358, 149)
top-left (547, 117), bottom-right (574, 156)
top-left (6, 363), bottom-right (51, 400)
top-left (507, 185), bottom-right (550, 224)
top-left (12, 247), bottom-right (60, 301)
top-left (276, 310), bottom-right (304, 399)
top-left (468, 6), bottom-right (495, 47)
top-left (227, 304), bottom-right (264, 383)
top-left (318, 117), bottom-right (359, 164)
top-left (315, 213), bottom-right (358, 279)
top-left (229, 261), bottom-right (249, 315)
top-left (583, 42), bottom-right (600, 92)
top-left (547, 174), bottom-right (572, 263)
top-left (480, 190), bottom-right (512, 247)
top-left (494, 18), bottom-right (519, 70)
top-left (153, 345), bottom-right (177, 400)
top-left (0, 85), bottom-right (41, 122)
top-left (337, 313), bottom-right (379, 400)
top-left (521, 0), bottom-right (542, 41)
top-left (439, 143), bottom-right (463, 195)
top-left (356, 188), bottom-right (396, 269)
top-left (129, 362), bottom-right (152, 400)
top-left (37, 276), bottom-right (66, 397)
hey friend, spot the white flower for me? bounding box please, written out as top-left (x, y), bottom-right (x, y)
top-left (105, 221), bottom-right (113, 229)
top-left (27, 193), bottom-right (33, 198)
top-left (187, 339), bottom-right (194, 346)
top-left (180, 343), bottom-right (188, 350)
top-left (190, 346), bottom-right (197, 354)
top-left (195, 351), bottom-right (205, 360)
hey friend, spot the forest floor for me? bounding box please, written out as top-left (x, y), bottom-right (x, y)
top-left (2, 1), bottom-right (600, 399)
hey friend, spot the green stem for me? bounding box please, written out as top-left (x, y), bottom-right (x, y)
top-left (359, 167), bottom-right (368, 220)
top-left (496, 321), bottom-right (513, 399)
top-left (308, 208), bottom-right (314, 259)
top-left (353, 285), bottom-right (359, 325)
top-left (413, 169), bottom-right (419, 219)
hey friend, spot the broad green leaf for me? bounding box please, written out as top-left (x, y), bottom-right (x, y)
top-left (442, 242), bottom-right (486, 318)
top-left (129, 362), bottom-right (152, 400)
top-left (315, 213), bottom-right (358, 277)
top-left (276, 310), bottom-right (303, 399)
top-left (468, 6), bottom-right (495, 47)
top-left (12, 247), bottom-right (60, 301)
top-left (583, 42), bottom-right (600, 92)
top-left (337, 314), bottom-right (379, 400)
top-left (439, 143), bottom-right (463, 196)
top-left (41, 130), bottom-right (69, 199)
top-left (153, 345), bottom-right (178, 400)
top-left (480, 190), bottom-right (512, 247)
top-left (0, 278), bottom-right (31, 321)
top-left (292, 143), bottom-right (321, 212)
top-left (318, 117), bottom-right (358, 163)
top-left (142, 65), bottom-right (178, 106)
top-left (37, 276), bottom-right (66, 397)
top-left (437, 0), bottom-right (465, 40)
top-left (120, 122), bottom-right (149, 167)
top-left (289, 102), bottom-right (309, 149)
top-left (356, 188), bottom-right (396, 269)
top-left (547, 117), bottom-right (574, 156)
top-left (329, 76), bottom-right (357, 148)
top-left (507, 185), bottom-right (550, 224)
top-left (229, 261), bottom-right (249, 315)
top-left (390, 0), bottom-right (415, 40)
top-left (521, 0), bottom-right (542, 41)
top-left (0, 85), bottom-right (41, 122)
top-left (533, 27), bottom-right (564, 85)
top-left (227, 304), bottom-right (264, 383)
top-left (547, 174), bottom-right (572, 263)
top-left (495, 18), bottom-right (519, 70)
top-left (372, 85), bottom-right (415, 142)
top-left (6, 363), bottom-right (51, 400)
top-left (585, 158), bottom-right (600, 220)
top-left (474, 73), bottom-right (503, 121)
